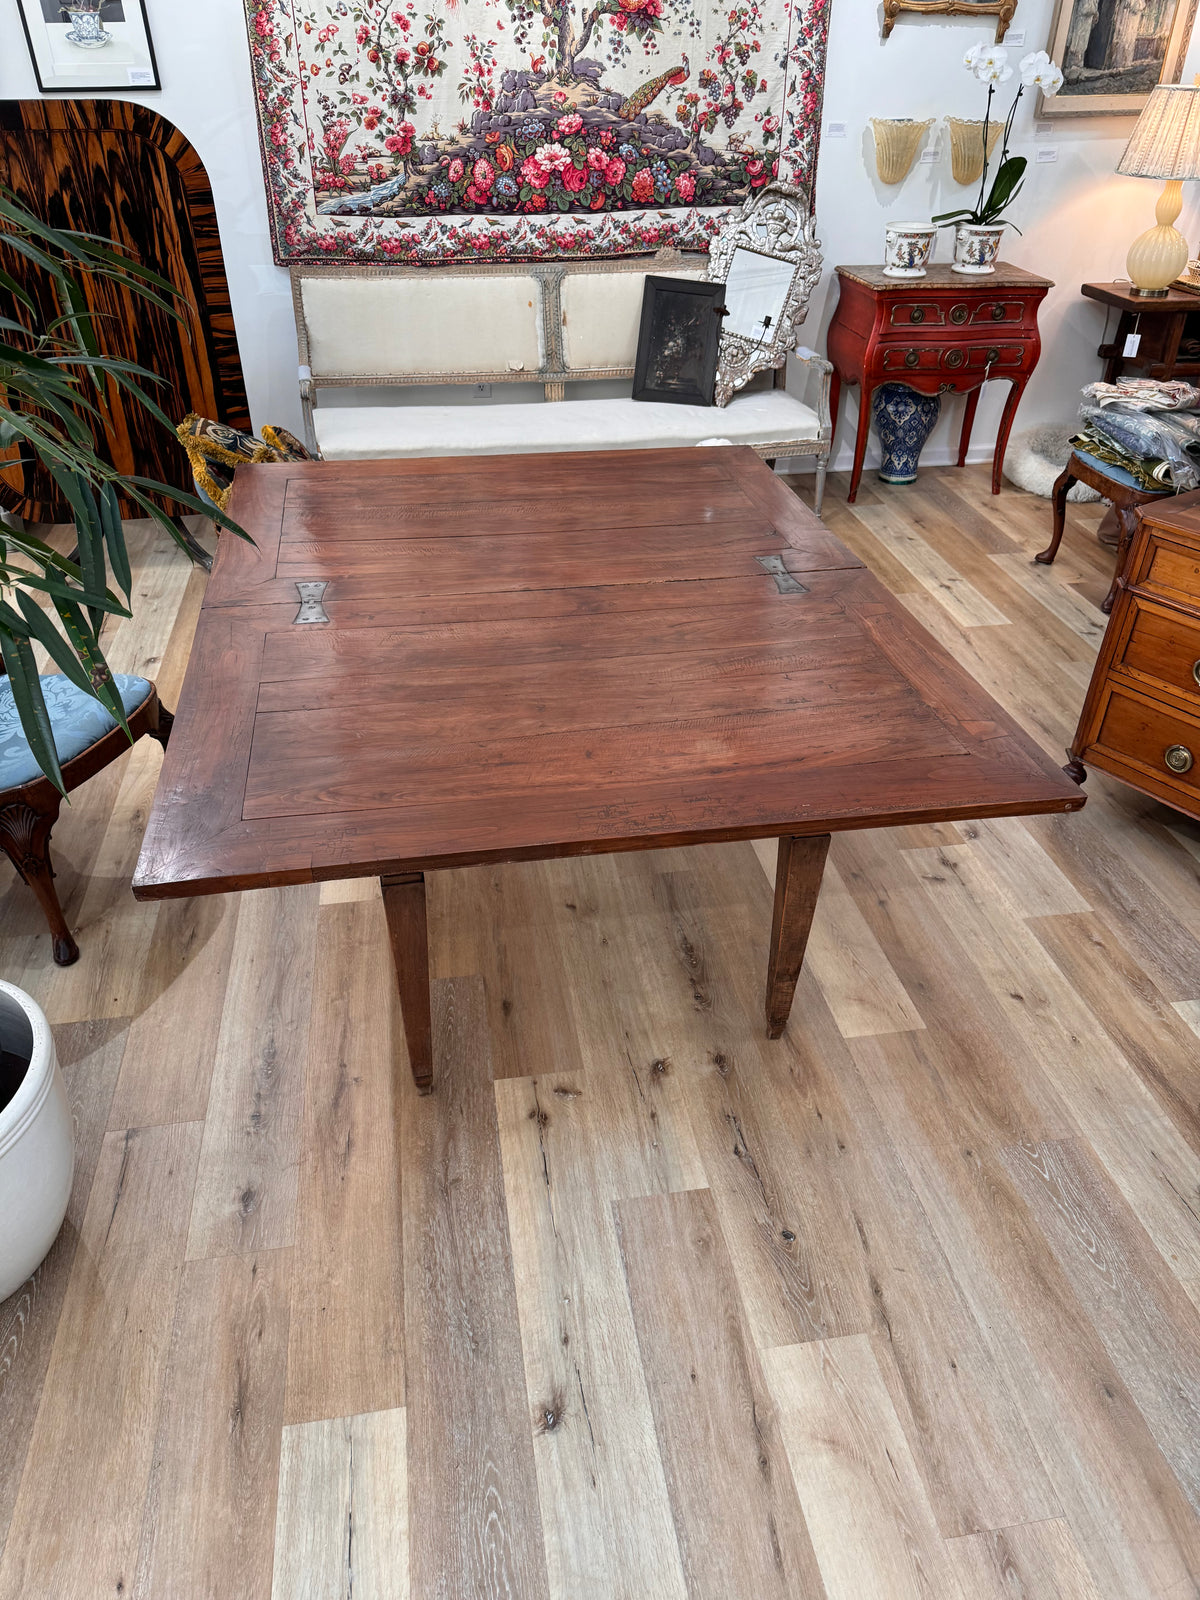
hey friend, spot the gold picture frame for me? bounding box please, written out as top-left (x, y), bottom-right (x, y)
top-left (882, 0), bottom-right (1016, 44)
top-left (1037, 0), bottom-right (1199, 117)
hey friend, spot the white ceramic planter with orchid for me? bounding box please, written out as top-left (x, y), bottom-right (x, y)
top-left (935, 43), bottom-right (1064, 275)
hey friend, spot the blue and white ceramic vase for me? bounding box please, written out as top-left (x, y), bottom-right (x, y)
top-left (64, 8), bottom-right (110, 47)
top-left (872, 384), bottom-right (941, 485)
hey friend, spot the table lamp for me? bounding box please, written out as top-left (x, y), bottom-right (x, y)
top-left (1118, 82), bottom-right (1200, 296)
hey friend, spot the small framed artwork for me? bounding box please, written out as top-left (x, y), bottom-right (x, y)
top-left (17, 0), bottom-right (161, 93)
top-left (1038, 0), bottom-right (1197, 117)
top-left (633, 277), bottom-right (727, 408)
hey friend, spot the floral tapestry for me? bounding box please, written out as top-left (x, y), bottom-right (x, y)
top-left (245, 0), bottom-right (830, 264)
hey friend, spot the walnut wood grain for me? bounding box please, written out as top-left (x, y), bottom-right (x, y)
top-left (133, 447), bottom-right (1084, 1087)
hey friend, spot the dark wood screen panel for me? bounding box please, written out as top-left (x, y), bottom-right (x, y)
top-left (0, 98), bottom-right (250, 522)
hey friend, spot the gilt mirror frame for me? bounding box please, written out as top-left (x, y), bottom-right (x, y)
top-left (705, 183), bottom-right (822, 409)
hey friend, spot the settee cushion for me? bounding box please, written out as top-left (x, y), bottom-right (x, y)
top-left (313, 387), bottom-right (821, 460)
top-left (299, 273), bottom-right (543, 378)
top-left (1, 674), bottom-right (153, 792)
top-left (559, 268), bottom-right (708, 371)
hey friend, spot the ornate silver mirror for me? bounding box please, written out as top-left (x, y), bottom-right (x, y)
top-left (705, 183), bottom-right (822, 408)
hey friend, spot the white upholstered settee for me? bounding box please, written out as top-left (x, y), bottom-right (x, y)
top-left (290, 253), bottom-right (833, 511)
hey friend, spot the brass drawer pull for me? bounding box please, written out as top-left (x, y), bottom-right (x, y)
top-left (986, 347), bottom-right (1001, 364)
top-left (950, 305), bottom-right (968, 324)
top-left (1165, 744), bottom-right (1194, 774)
top-left (945, 349), bottom-right (964, 369)
top-left (1192, 658), bottom-right (1200, 687)
top-left (991, 303), bottom-right (1006, 321)
top-left (909, 306), bottom-right (925, 323)
top-left (905, 349), bottom-right (920, 367)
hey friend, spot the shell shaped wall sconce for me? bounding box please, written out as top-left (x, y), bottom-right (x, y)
top-left (946, 117), bottom-right (1003, 186)
top-left (870, 118), bottom-right (934, 185)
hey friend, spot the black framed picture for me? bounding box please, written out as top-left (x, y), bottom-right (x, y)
top-left (633, 276), bottom-right (727, 407)
top-left (17, 0), bottom-right (160, 93)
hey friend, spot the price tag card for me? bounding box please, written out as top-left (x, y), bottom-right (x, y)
top-left (1123, 332), bottom-right (1142, 357)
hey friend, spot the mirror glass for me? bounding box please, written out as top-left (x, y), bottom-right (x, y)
top-left (721, 247), bottom-right (795, 345)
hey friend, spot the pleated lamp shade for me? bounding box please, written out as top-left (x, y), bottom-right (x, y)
top-left (1118, 84), bottom-right (1200, 180)
top-left (1117, 84), bottom-right (1200, 294)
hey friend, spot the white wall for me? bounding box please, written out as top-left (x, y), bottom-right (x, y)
top-left (4, 0), bottom-right (1200, 468)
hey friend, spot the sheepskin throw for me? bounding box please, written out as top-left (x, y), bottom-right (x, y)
top-left (244, 0), bottom-right (830, 264)
top-left (1004, 426), bottom-right (1102, 503)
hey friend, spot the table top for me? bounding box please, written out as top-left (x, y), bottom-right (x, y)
top-left (836, 263), bottom-right (1054, 292)
top-left (133, 447), bottom-right (1083, 900)
top-left (1081, 281), bottom-right (1200, 313)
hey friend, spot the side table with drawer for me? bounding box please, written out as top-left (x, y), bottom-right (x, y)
top-left (1067, 491), bottom-right (1200, 822)
top-left (826, 263), bottom-right (1053, 503)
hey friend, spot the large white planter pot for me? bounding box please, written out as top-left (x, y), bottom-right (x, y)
top-left (0, 981), bottom-right (74, 1302)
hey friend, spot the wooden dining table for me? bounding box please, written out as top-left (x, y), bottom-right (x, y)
top-left (133, 446), bottom-right (1085, 1090)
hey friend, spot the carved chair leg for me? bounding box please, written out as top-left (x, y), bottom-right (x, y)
top-left (0, 798), bottom-right (79, 966)
top-left (1102, 507), bottom-right (1139, 614)
top-left (814, 457), bottom-right (828, 517)
top-left (151, 705), bottom-right (175, 749)
top-left (1035, 468), bottom-right (1076, 565)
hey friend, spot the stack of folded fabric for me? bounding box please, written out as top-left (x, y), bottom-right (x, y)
top-left (1073, 377), bottom-right (1200, 491)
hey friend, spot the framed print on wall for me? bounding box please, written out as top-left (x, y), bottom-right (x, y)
top-left (17, 0), bottom-right (160, 93)
top-left (1038, 0), bottom-right (1199, 116)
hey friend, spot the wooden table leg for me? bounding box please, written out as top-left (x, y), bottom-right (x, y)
top-left (381, 871), bottom-right (433, 1093)
top-left (765, 833), bottom-right (831, 1039)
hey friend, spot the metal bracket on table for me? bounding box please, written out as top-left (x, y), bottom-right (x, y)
top-left (756, 555), bottom-right (809, 595)
top-left (293, 581), bottom-right (329, 625)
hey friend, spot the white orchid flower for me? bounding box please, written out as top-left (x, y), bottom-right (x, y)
top-left (1019, 50), bottom-right (1064, 92)
top-left (976, 59), bottom-right (1014, 83)
top-left (963, 42), bottom-right (987, 70)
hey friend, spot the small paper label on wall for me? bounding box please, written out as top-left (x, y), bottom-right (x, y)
top-left (826, 122), bottom-right (847, 138)
top-left (1036, 148), bottom-right (1058, 163)
top-left (1007, 28), bottom-right (1026, 43)
top-left (919, 147), bottom-right (938, 162)
top-left (127, 68), bottom-right (155, 85)
top-left (1036, 121), bottom-right (1054, 135)
top-left (1124, 333), bottom-right (1142, 356)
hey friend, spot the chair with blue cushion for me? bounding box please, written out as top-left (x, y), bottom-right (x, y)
top-left (1036, 447), bottom-right (1173, 614)
top-left (0, 670), bottom-right (172, 964)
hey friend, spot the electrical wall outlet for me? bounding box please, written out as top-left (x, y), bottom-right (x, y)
top-left (475, 383), bottom-right (492, 397)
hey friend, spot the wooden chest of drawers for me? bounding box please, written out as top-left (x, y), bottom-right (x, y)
top-left (1068, 492), bottom-right (1200, 820)
top-left (827, 263), bottom-right (1053, 504)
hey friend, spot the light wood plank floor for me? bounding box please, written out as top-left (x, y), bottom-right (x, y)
top-left (2, 469), bottom-right (1199, 1600)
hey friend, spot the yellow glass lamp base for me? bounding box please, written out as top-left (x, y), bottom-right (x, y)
top-left (1127, 179), bottom-right (1190, 296)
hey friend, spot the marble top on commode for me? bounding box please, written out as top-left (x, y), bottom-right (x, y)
top-left (836, 263), bottom-right (1055, 290)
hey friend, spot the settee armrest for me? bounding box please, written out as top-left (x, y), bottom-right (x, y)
top-left (791, 347), bottom-right (833, 444)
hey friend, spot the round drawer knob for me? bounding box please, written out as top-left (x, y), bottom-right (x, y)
top-left (987, 347), bottom-right (1001, 364)
top-left (909, 307), bottom-right (925, 323)
top-left (950, 305), bottom-right (968, 324)
top-left (905, 349), bottom-right (919, 367)
top-left (991, 304), bottom-right (1006, 321)
top-left (1164, 744), bottom-right (1194, 774)
top-left (945, 349), bottom-right (964, 369)
top-left (1192, 658), bottom-right (1200, 687)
